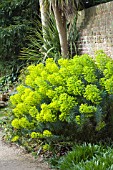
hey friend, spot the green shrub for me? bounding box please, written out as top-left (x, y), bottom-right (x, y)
top-left (3, 51), bottom-right (113, 149)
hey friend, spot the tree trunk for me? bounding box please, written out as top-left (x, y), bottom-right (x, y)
top-left (39, 0), bottom-right (49, 61)
top-left (39, 0), bottom-right (48, 38)
top-left (52, 1), bottom-right (68, 58)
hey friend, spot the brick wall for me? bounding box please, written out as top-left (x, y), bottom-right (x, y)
top-left (77, 1), bottom-right (113, 58)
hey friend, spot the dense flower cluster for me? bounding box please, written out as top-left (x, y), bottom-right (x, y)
top-left (30, 130), bottom-right (52, 139)
top-left (79, 104), bottom-right (97, 117)
top-left (9, 51), bottom-right (113, 143)
top-left (84, 85), bottom-right (102, 104)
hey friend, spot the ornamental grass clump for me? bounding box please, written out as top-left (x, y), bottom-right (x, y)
top-left (59, 144), bottom-right (113, 170)
top-left (4, 51), bottom-right (113, 148)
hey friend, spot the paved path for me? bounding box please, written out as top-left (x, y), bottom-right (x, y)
top-left (0, 131), bottom-right (50, 170)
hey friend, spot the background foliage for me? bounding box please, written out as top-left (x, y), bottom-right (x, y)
top-left (0, 0), bottom-right (111, 62)
top-left (0, 0), bottom-right (39, 61)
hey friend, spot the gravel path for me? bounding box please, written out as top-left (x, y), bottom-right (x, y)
top-left (0, 131), bottom-right (50, 170)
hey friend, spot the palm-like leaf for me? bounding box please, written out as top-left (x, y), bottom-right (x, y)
top-left (20, 14), bottom-right (60, 62)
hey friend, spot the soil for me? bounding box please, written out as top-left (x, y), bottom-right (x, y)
top-left (0, 130), bottom-right (51, 170)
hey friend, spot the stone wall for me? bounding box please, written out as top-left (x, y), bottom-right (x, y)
top-left (77, 1), bottom-right (113, 58)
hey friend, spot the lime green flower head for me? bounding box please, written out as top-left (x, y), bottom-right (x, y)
top-left (13, 103), bottom-right (27, 117)
top-left (36, 103), bottom-right (57, 122)
top-left (35, 63), bottom-right (44, 73)
top-left (36, 112), bottom-right (44, 122)
top-left (41, 70), bottom-right (48, 79)
top-left (59, 67), bottom-right (70, 78)
top-left (103, 61), bottom-right (113, 78)
top-left (84, 85), bottom-right (102, 104)
top-left (55, 86), bottom-right (66, 95)
top-left (59, 112), bottom-right (68, 121)
top-left (29, 106), bottom-right (39, 118)
top-left (68, 64), bottom-right (83, 77)
top-left (79, 104), bottom-right (97, 114)
top-left (58, 93), bottom-right (77, 112)
top-left (83, 66), bottom-right (97, 83)
top-left (38, 86), bottom-right (48, 95)
top-left (43, 144), bottom-right (50, 151)
top-left (67, 78), bottom-right (85, 96)
top-left (27, 64), bottom-right (35, 72)
top-left (58, 93), bottom-right (77, 121)
top-left (49, 101), bottom-right (59, 111)
top-left (25, 75), bottom-right (35, 87)
top-left (10, 93), bottom-right (22, 106)
top-left (95, 51), bottom-right (111, 71)
top-left (46, 89), bottom-right (55, 99)
top-left (35, 77), bottom-right (49, 94)
top-left (16, 85), bottom-right (25, 94)
top-left (79, 104), bottom-right (97, 118)
top-left (79, 54), bottom-right (95, 67)
top-left (11, 118), bottom-right (20, 129)
top-left (47, 73), bottom-right (64, 86)
top-left (24, 91), bottom-right (41, 106)
top-left (43, 130), bottom-right (52, 137)
top-left (104, 76), bottom-right (113, 94)
top-left (21, 88), bottom-right (32, 101)
top-left (58, 58), bottom-right (69, 67)
top-left (19, 117), bottom-right (30, 128)
top-left (11, 135), bottom-right (19, 142)
top-left (31, 132), bottom-right (44, 139)
top-left (43, 111), bottom-right (56, 122)
top-left (31, 132), bottom-right (38, 138)
top-left (46, 58), bottom-right (59, 73)
top-left (75, 115), bottom-right (81, 125)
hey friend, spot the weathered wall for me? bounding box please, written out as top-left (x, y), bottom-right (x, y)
top-left (77, 1), bottom-right (113, 58)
